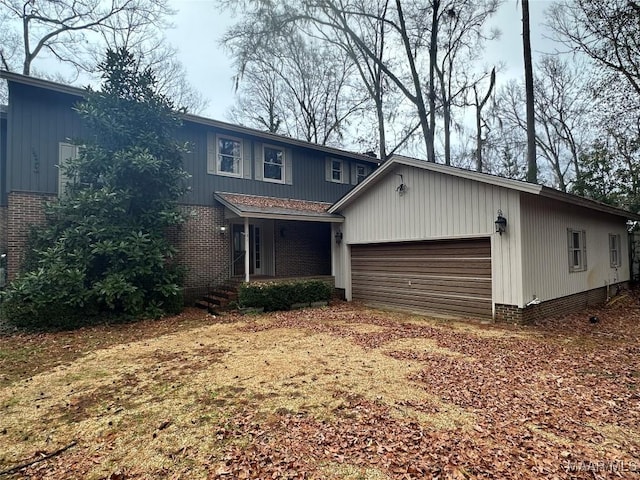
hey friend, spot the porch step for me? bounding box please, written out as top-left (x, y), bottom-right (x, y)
top-left (195, 287), bottom-right (239, 315)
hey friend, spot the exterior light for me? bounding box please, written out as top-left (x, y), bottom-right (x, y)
top-left (495, 209), bottom-right (507, 235)
top-left (335, 230), bottom-right (343, 244)
top-left (219, 225), bottom-right (228, 234)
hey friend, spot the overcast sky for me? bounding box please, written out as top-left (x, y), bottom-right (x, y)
top-left (164, 0), bottom-right (558, 121)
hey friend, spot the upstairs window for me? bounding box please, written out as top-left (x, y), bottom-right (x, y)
top-left (58, 142), bottom-right (79, 197)
top-left (356, 163), bottom-right (371, 184)
top-left (330, 159), bottom-right (343, 183)
top-left (610, 234), bottom-right (621, 267)
top-left (263, 145), bottom-right (285, 183)
top-left (216, 135), bottom-right (242, 177)
top-left (568, 229), bottom-right (587, 272)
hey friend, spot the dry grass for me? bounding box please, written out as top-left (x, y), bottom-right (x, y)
top-left (0, 301), bottom-right (638, 479)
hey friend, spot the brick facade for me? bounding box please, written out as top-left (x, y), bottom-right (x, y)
top-left (166, 204), bottom-right (230, 302)
top-left (0, 205), bottom-right (7, 253)
top-left (274, 220), bottom-right (331, 277)
top-left (7, 192), bottom-right (53, 279)
top-left (494, 283), bottom-right (626, 324)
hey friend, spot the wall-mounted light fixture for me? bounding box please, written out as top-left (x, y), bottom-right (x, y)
top-left (334, 230), bottom-right (343, 244)
top-left (219, 225), bottom-right (228, 234)
top-left (495, 209), bottom-right (507, 235)
top-left (396, 173), bottom-right (407, 195)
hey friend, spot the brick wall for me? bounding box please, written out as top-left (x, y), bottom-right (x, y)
top-left (274, 220), bottom-right (331, 277)
top-left (495, 283), bottom-right (625, 324)
top-left (0, 205), bottom-right (7, 253)
top-left (7, 192), bottom-right (53, 279)
top-left (166, 204), bottom-right (230, 302)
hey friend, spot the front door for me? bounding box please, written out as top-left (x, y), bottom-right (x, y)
top-left (232, 224), bottom-right (262, 277)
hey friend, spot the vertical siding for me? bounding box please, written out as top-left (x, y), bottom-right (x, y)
top-left (0, 114), bottom-right (6, 205)
top-left (520, 194), bottom-right (629, 304)
top-left (7, 82), bottom-right (375, 204)
top-left (337, 164), bottom-right (523, 307)
top-left (177, 122), bottom-right (376, 205)
top-left (8, 83), bottom-right (85, 195)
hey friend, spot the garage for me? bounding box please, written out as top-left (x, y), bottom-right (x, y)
top-left (350, 238), bottom-right (492, 318)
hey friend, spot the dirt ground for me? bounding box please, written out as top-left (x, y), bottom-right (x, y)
top-left (0, 297), bottom-right (639, 479)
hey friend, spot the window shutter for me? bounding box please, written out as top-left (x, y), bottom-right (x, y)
top-left (207, 132), bottom-right (216, 174)
top-left (567, 229), bottom-right (572, 271)
top-left (242, 139), bottom-right (252, 179)
top-left (254, 143), bottom-right (263, 181)
top-left (285, 148), bottom-right (293, 185)
top-left (582, 230), bottom-right (587, 269)
top-left (325, 158), bottom-right (332, 182)
top-left (351, 162), bottom-right (357, 185)
top-left (58, 143), bottom-right (78, 196)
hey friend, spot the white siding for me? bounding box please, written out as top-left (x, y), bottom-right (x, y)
top-left (520, 194), bottom-right (629, 304)
top-left (336, 165), bottom-right (523, 307)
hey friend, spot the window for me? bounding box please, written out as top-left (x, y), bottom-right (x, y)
top-left (58, 142), bottom-right (79, 197)
top-left (330, 159), bottom-right (343, 182)
top-left (216, 135), bottom-right (242, 177)
top-left (356, 164), bottom-right (371, 184)
top-left (568, 229), bottom-right (587, 272)
top-left (263, 145), bottom-right (285, 183)
top-left (610, 234), bottom-right (621, 267)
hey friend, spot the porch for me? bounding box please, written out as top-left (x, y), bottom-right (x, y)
top-left (215, 192), bottom-right (345, 284)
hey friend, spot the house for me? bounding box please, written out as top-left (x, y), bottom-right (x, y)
top-left (0, 71), bottom-right (379, 300)
top-left (329, 156), bottom-right (639, 322)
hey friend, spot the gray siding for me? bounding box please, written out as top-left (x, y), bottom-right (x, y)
top-left (179, 122), bottom-right (372, 204)
top-left (1, 113), bottom-right (6, 205)
top-left (6, 82), bottom-right (374, 205)
top-left (7, 83), bottom-right (85, 196)
top-left (520, 193), bottom-right (629, 304)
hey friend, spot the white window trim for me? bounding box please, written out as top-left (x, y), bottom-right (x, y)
top-left (214, 134), bottom-right (243, 178)
top-left (58, 142), bottom-right (79, 197)
top-left (568, 229), bottom-right (587, 273)
top-left (355, 163), bottom-right (370, 184)
top-left (609, 233), bottom-right (621, 268)
top-left (329, 159), bottom-right (344, 183)
top-left (262, 144), bottom-right (286, 184)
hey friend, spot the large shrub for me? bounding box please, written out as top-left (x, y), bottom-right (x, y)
top-left (1, 48), bottom-right (189, 329)
top-left (238, 280), bottom-right (333, 312)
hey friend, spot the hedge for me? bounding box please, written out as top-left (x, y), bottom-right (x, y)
top-left (238, 279), bottom-right (332, 311)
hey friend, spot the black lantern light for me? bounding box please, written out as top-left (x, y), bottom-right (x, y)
top-left (495, 209), bottom-right (507, 235)
top-left (335, 230), bottom-right (343, 244)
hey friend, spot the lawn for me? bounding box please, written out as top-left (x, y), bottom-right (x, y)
top-left (0, 299), bottom-right (639, 479)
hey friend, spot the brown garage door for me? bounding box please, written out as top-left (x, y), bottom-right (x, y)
top-left (351, 239), bottom-right (492, 318)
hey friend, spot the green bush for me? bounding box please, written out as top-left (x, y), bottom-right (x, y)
top-left (238, 280), bottom-right (332, 311)
top-left (1, 48), bottom-right (188, 330)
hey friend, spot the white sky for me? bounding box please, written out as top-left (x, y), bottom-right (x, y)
top-left (164, 0), bottom-right (559, 121)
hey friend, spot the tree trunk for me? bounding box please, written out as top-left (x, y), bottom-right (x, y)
top-left (522, 0), bottom-right (537, 183)
top-left (428, 0), bottom-right (440, 163)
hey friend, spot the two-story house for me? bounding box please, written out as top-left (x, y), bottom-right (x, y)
top-left (0, 72), bottom-right (379, 300)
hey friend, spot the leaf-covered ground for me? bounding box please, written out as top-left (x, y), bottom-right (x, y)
top-left (0, 297), bottom-right (639, 479)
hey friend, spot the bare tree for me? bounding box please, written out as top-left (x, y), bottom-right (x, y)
top-left (469, 67), bottom-right (495, 172)
top-left (493, 57), bottom-right (594, 191)
top-left (521, 0), bottom-right (537, 183)
top-left (547, 0), bottom-right (640, 97)
top-left (434, 0), bottom-right (501, 165)
top-left (229, 34), bottom-right (365, 146)
top-left (0, 0), bottom-right (170, 75)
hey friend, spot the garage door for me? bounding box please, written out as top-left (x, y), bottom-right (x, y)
top-left (351, 239), bottom-right (492, 318)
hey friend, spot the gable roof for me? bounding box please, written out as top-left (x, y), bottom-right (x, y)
top-left (0, 70), bottom-right (378, 165)
top-left (329, 155), bottom-right (640, 221)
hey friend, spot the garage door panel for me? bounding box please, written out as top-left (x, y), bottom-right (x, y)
top-left (351, 275), bottom-right (492, 297)
top-left (351, 262), bottom-right (492, 276)
top-left (351, 239), bottom-right (492, 319)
